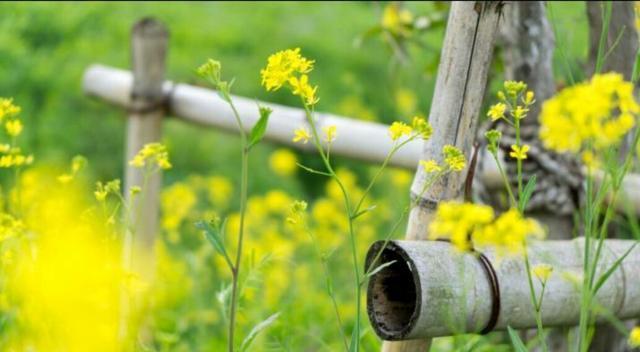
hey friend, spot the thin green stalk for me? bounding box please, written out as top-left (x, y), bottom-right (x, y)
top-left (523, 245), bottom-right (548, 352)
top-left (227, 98), bottom-right (249, 352)
top-left (490, 152), bottom-right (517, 208)
top-left (594, 1), bottom-right (613, 74)
top-left (301, 103), bottom-right (361, 351)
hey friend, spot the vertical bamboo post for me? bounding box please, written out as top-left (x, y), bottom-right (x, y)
top-left (125, 18), bottom-right (168, 279)
top-left (381, 2), bottom-right (502, 351)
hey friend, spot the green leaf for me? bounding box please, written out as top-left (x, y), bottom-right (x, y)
top-left (365, 260), bottom-right (396, 279)
top-left (240, 312), bottom-right (280, 352)
top-left (248, 105), bottom-right (272, 149)
top-left (296, 163), bottom-right (331, 176)
top-left (195, 219), bottom-right (233, 269)
top-left (351, 205), bottom-right (377, 220)
top-left (593, 242), bottom-right (638, 294)
top-left (507, 326), bottom-right (528, 352)
top-left (518, 175), bottom-right (537, 212)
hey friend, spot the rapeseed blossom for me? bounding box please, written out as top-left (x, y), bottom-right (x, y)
top-left (474, 208), bottom-right (543, 256)
top-left (540, 73), bottom-right (638, 154)
top-left (261, 48), bottom-right (318, 106)
top-left (0, 98), bottom-right (20, 120)
top-left (292, 127), bottom-right (311, 144)
top-left (411, 116), bottom-right (433, 140)
top-left (5, 119), bottom-right (22, 137)
top-left (532, 264), bottom-right (554, 283)
top-left (429, 202), bottom-right (494, 251)
top-left (487, 102), bottom-right (506, 121)
top-left (129, 142), bottom-right (172, 170)
top-left (442, 145), bottom-right (466, 171)
top-left (323, 125), bottom-right (337, 143)
top-left (388, 121), bottom-right (412, 141)
top-left (510, 144), bottom-right (530, 160)
top-left (420, 159), bottom-right (441, 173)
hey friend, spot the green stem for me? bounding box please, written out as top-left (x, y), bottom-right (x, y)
top-left (226, 98), bottom-right (249, 352)
top-left (491, 152), bottom-right (517, 208)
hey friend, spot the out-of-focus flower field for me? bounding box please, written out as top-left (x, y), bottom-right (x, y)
top-left (0, 2), bottom-right (594, 351)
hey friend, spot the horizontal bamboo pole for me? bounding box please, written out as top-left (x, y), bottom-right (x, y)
top-left (365, 239), bottom-right (640, 340)
top-left (82, 65), bottom-right (640, 214)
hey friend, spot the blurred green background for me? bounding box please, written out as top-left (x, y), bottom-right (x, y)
top-left (0, 2), bottom-right (587, 186)
top-left (0, 2), bottom-right (591, 351)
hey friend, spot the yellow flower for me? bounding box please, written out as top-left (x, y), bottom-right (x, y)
top-left (487, 103), bottom-right (506, 121)
top-left (474, 208), bottom-right (544, 256)
top-left (442, 145), bottom-right (466, 171)
top-left (128, 142), bottom-right (171, 170)
top-left (323, 125), bottom-right (337, 143)
top-left (629, 327), bottom-right (640, 348)
top-left (420, 159), bottom-right (442, 173)
top-left (411, 116), bottom-right (433, 140)
top-left (129, 186), bottom-right (142, 196)
top-left (381, 3), bottom-right (413, 36)
top-left (0, 98), bottom-right (21, 120)
top-left (286, 200), bottom-right (308, 225)
top-left (261, 48), bottom-right (314, 91)
top-left (388, 121), bottom-right (412, 141)
top-left (510, 144), bottom-right (530, 160)
top-left (512, 105), bottom-right (528, 120)
top-left (532, 264), bottom-right (553, 283)
top-left (292, 127), bottom-right (311, 144)
top-left (269, 148), bottom-right (298, 177)
top-left (289, 74), bottom-right (318, 106)
top-left (5, 119), bottom-right (23, 137)
top-left (523, 91), bottom-right (535, 105)
top-left (504, 80), bottom-right (527, 97)
top-left (540, 73), bottom-right (638, 153)
top-left (428, 201), bottom-right (495, 252)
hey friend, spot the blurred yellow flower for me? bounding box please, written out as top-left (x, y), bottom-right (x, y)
top-left (396, 88), bottom-right (417, 115)
top-left (540, 73), bottom-right (639, 153)
top-left (5, 119), bottom-right (22, 137)
top-left (474, 208), bottom-right (544, 256)
top-left (292, 127), bottom-right (311, 144)
top-left (512, 105), bottom-right (528, 120)
top-left (208, 176), bottom-right (233, 207)
top-left (388, 121), bottom-right (412, 141)
top-left (420, 159), bottom-right (441, 173)
top-left (381, 3), bottom-right (414, 36)
top-left (523, 90), bottom-right (535, 105)
top-left (323, 125), bottom-right (337, 143)
top-left (487, 103), bottom-right (506, 121)
top-left (269, 148), bottom-right (298, 177)
top-left (510, 144), bottom-right (530, 160)
top-left (428, 201), bottom-right (494, 252)
top-left (442, 145), bottom-right (466, 171)
top-left (532, 263), bottom-right (553, 283)
top-left (162, 182), bottom-right (197, 232)
top-left (289, 74), bottom-right (318, 106)
top-left (129, 142), bottom-right (172, 170)
top-left (0, 98), bottom-right (20, 120)
top-left (629, 327), bottom-right (640, 348)
top-left (411, 116), bottom-right (433, 140)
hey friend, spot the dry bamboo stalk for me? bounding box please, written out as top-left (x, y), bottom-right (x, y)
top-left (124, 18), bottom-right (168, 279)
top-left (366, 239), bottom-right (640, 340)
top-left (81, 67), bottom-right (640, 216)
top-left (382, 2), bottom-right (502, 351)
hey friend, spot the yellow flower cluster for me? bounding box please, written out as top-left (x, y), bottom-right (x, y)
top-left (0, 98), bottom-right (20, 120)
top-left (292, 127), bottom-right (311, 144)
top-left (419, 145), bottom-right (466, 174)
top-left (540, 73), bottom-right (638, 154)
top-left (381, 3), bottom-right (414, 36)
top-left (0, 152), bottom-right (33, 168)
top-left (261, 48), bottom-right (318, 106)
top-left (388, 116), bottom-right (433, 141)
top-left (510, 144), bottom-right (530, 160)
top-left (630, 326), bottom-right (640, 348)
top-left (129, 142), bottom-right (172, 170)
top-left (430, 203), bottom-right (543, 254)
top-left (429, 202), bottom-right (494, 252)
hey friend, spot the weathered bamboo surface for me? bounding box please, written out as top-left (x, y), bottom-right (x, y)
top-left (81, 67), bottom-right (640, 215)
top-left (366, 239), bottom-right (640, 340)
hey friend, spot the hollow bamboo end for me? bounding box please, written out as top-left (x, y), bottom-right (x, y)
top-left (365, 241), bottom-right (421, 340)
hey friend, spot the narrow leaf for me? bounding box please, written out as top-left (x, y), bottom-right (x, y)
top-left (351, 205), bottom-right (377, 220)
top-left (195, 219), bottom-right (233, 269)
top-left (593, 242), bottom-right (638, 294)
top-left (507, 326), bottom-right (529, 352)
top-left (518, 175), bottom-right (537, 212)
top-left (296, 163), bottom-right (331, 176)
top-left (248, 106), bottom-right (272, 149)
top-left (365, 260), bottom-right (396, 279)
top-left (240, 312), bottom-right (280, 352)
